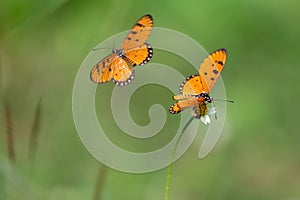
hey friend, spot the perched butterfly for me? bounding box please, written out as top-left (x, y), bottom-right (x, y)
top-left (90, 14), bottom-right (153, 86)
top-left (169, 48), bottom-right (227, 118)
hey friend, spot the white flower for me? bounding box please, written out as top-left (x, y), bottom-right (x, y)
top-left (207, 107), bottom-right (217, 116)
top-left (200, 114), bottom-right (210, 125)
top-left (200, 107), bottom-right (217, 125)
top-left (191, 103), bottom-right (217, 125)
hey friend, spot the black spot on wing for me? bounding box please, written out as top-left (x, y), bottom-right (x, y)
top-left (212, 69), bottom-right (219, 75)
top-left (96, 64), bottom-right (100, 73)
top-left (131, 31), bottom-right (137, 34)
top-left (136, 22), bottom-right (144, 27)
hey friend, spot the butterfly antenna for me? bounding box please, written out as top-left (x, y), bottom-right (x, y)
top-left (213, 99), bottom-right (234, 103)
top-left (93, 47), bottom-right (112, 51)
top-left (113, 37), bottom-right (116, 49)
top-left (211, 98), bottom-right (233, 120)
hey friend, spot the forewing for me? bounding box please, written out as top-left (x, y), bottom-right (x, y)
top-left (199, 48), bottom-right (227, 92)
top-left (179, 75), bottom-right (208, 95)
top-left (121, 14), bottom-right (153, 50)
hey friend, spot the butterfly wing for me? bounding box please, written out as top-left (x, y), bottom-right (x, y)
top-left (178, 74), bottom-right (208, 95)
top-left (173, 93), bottom-right (196, 101)
top-left (170, 74), bottom-right (207, 114)
top-left (123, 43), bottom-right (153, 66)
top-left (169, 98), bottom-right (204, 114)
top-left (112, 57), bottom-right (134, 86)
top-left (169, 49), bottom-right (227, 115)
top-left (90, 54), bottom-right (117, 83)
top-left (90, 15), bottom-right (153, 86)
top-left (199, 48), bottom-right (227, 92)
top-left (121, 14), bottom-right (153, 50)
top-left (178, 48), bottom-right (227, 95)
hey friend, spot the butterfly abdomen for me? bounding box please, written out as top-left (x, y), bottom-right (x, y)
top-left (192, 102), bottom-right (208, 118)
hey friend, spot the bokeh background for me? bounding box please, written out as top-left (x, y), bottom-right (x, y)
top-left (1, 0), bottom-right (300, 199)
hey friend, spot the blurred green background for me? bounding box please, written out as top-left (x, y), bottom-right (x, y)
top-left (1, 0), bottom-right (300, 199)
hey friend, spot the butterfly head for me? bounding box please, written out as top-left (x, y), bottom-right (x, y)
top-left (112, 48), bottom-right (125, 58)
top-left (198, 92), bottom-right (212, 104)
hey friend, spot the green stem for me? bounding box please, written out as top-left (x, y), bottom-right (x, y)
top-left (165, 117), bottom-right (194, 200)
top-left (93, 165), bottom-right (108, 200)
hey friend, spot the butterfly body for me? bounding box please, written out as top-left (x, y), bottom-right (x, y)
top-left (112, 48), bottom-right (126, 58)
top-left (193, 101), bottom-right (209, 118)
top-left (169, 48), bottom-right (227, 117)
top-left (90, 15), bottom-right (153, 86)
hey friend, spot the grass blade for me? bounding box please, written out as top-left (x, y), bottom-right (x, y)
top-left (4, 101), bottom-right (15, 167)
top-left (28, 96), bottom-right (43, 163)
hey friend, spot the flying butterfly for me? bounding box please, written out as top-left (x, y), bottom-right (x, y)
top-left (169, 48), bottom-right (227, 118)
top-left (90, 14), bottom-right (153, 86)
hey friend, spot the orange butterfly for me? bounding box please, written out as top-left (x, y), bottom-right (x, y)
top-left (90, 14), bottom-right (153, 86)
top-left (169, 48), bottom-right (227, 118)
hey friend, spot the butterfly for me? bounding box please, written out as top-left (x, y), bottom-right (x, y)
top-left (90, 14), bottom-right (153, 86)
top-left (169, 48), bottom-right (227, 118)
